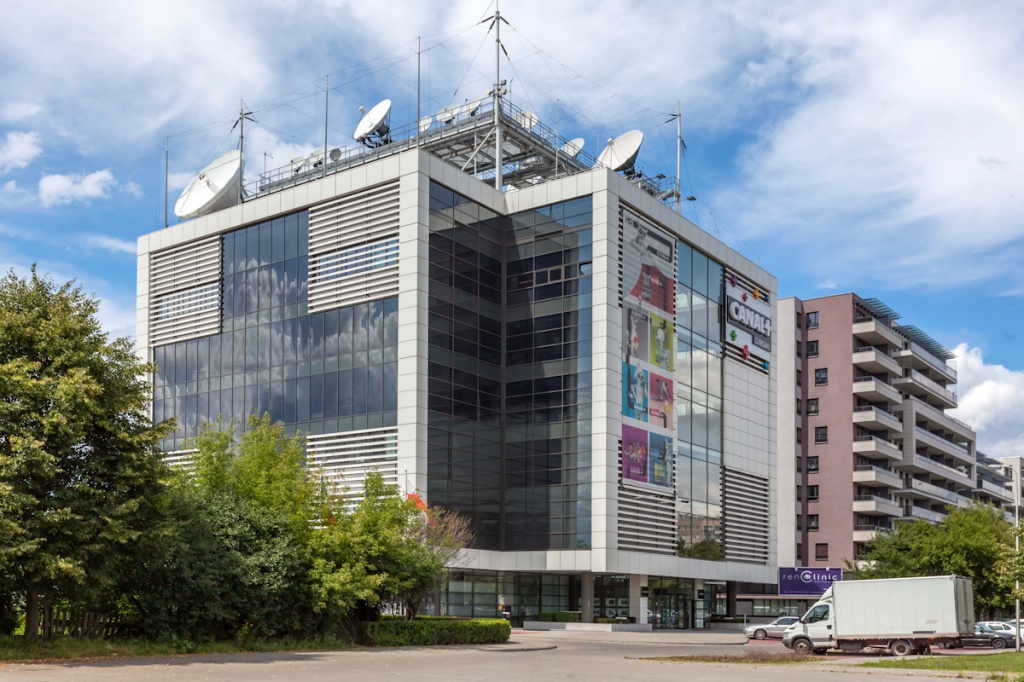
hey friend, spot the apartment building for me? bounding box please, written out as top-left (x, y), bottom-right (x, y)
top-left (778, 294), bottom-right (975, 567)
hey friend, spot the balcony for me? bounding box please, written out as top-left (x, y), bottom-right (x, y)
top-left (979, 479), bottom-right (1014, 504)
top-left (853, 346), bottom-right (903, 377)
top-left (852, 318), bottom-right (904, 349)
top-left (853, 434), bottom-right (903, 461)
top-left (853, 523), bottom-right (891, 543)
top-left (894, 369), bottom-right (957, 409)
top-left (893, 342), bottom-right (958, 383)
top-left (853, 464), bottom-right (903, 489)
top-left (903, 506), bottom-right (947, 523)
top-left (903, 455), bottom-right (974, 489)
top-left (852, 376), bottom-right (903, 404)
top-left (896, 478), bottom-right (959, 505)
top-left (852, 405), bottom-right (903, 433)
top-left (900, 399), bottom-right (975, 442)
top-left (913, 426), bottom-right (973, 466)
top-left (853, 494), bottom-right (904, 517)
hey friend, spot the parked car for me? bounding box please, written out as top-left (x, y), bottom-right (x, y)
top-left (959, 623), bottom-right (1016, 649)
top-left (744, 616), bottom-right (800, 640)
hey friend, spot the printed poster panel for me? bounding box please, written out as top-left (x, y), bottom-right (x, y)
top-left (649, 313), bottom-right (674, 372)
top-left (622, 424), bottom-right (649, 483)
top-left (623, 303), bottom-right (649, 364)
top-left (648, 372), bottom-right (673, 429)
top-left (623, 209), bottom-right (675, 316)
top-left (648, 433), bottom-right (673, 487)
top-left (622, 362), bottom-right (648, 422)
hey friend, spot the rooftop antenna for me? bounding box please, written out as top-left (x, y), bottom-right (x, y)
top-left (416, 37), bottom-right (421, 147)
top-left (485, 1), bottom-right (509, 190)
top-left (230, 100), bottom-right (255, 203)
top-left (323, 75), bottom-right (329, 178)
top-left (665, 101), bottom-right (688, 214)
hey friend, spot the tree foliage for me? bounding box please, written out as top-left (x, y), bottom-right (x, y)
top-left (0, 268), bottom-right (169, 636)
top-left (849, 503), bottom-right (1013, 616)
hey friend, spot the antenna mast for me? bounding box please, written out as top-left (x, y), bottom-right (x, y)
top-left (676, 101), bottom-right (682, 215)
top-left (164, 137), bottom-right (169, 228)
top-left (323, 75), bottom-right (329, 178)
top-left (492, 2), bottom-right (504, 190)
top-left (416, 37), bottom-right (421, 147)
top-left (233, 100), bottom-right (254, 203)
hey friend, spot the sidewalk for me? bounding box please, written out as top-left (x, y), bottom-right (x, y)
top-left (477, 628), bottom-right (746, 651)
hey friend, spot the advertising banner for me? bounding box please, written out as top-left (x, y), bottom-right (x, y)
top-left (620, 208), bottom-right (676, 492)
top-left (724, 269), bottom-right (773, 363)
top-left (778, 568), bottom-right (842, 596)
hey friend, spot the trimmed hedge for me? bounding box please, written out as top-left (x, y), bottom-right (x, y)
top-left (360, 618), bottom-right (511, 647)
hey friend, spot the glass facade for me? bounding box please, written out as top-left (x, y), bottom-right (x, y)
top-left (435, 570), bottom-right (581, 623)
top-left (674, 242), bottom-right (725, 559)
top-left (153, 210), bottom-right (398, 451)
top-left (426, 182), bottom-right (592, 552)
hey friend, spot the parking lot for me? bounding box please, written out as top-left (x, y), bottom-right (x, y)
top-left (0, 629), bottom-right (1007, 682)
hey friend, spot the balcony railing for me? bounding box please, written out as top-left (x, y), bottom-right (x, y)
top-left (903, 478), bottom-right (958, 503)
top-left (913, 454), bottom-right (971, 480)
top-left (901, 341), bottom-right (958, 381)
top-left (914, 425), bottom-right (970, 457)
top-left (898, 369), bottom-right (957, 404)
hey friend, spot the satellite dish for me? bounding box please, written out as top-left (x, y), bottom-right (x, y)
top-left (597, 130), bottom-right (644, 174)
top-left (329, 148), bottom-right (342, 162)
top-left (560, 137), bottom-right (585, 158)
top-left (438, 104), bottom-right (459, 125)
top-left (354, 99), bottom-right (392, 147)
top-left (462, 97), bottom-right (483, 116)
top-left (515, 111), bottom-right (538, 130)
top-left (174, 150), bottom-right (244, 220)
top-left (308, 150), bottom-right (325, 168)
top-left (418, 116), bottom-right (432, 132)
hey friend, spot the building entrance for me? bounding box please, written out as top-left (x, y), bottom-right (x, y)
top-left (648, 577), bottom-right (694, 629)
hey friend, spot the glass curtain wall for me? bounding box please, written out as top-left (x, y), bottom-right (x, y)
top-left (152, 210), bottom-right (398, 450)
top-left (504, 197), bottom-right (593, 551)
top-left (674, 242), bottom-right (725, 559)
top-left (426, 184), bottom-right (593, 552)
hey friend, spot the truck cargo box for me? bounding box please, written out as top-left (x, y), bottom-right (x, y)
top-left (830, 575), bottom-right (973, 639)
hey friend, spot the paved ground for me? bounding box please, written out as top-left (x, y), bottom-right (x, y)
top-left (0, 629), bottom-right (1006, 681)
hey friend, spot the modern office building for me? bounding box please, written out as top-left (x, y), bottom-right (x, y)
top-left (137, 96), bottom-right (778, 627)
top-left (777, 294), bottom-right (976, 568)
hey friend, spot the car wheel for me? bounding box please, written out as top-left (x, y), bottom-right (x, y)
top-left (992, 638), bottom-right (1007, 650)
top-left (891, 640), bottom-right (913, 657)
top-left (753, 629), bottom-right (767, 640)
top-left (792, 638), bottom-right (813, 655)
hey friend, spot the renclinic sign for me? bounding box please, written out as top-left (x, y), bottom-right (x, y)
top-left (778, 568), bottom-right (842, 596)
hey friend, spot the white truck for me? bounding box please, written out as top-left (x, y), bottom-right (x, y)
top-left (782, 575), bottom-right (974, 656)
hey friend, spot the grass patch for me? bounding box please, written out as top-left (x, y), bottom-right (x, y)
top-left (862, 651), bottom-right (1024, 673)
top-left (0, 634), bottom-right (358, 662)
top-left (645, 651), bottom-right (815, 665)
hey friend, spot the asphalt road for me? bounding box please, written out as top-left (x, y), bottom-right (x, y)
top-left (0, 630), bottom-right (1002, 681)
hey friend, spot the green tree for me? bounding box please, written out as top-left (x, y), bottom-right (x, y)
top-left (849, 503), bottom-right (1013, 616)
top-left (0, 268), bottom-right (170, 638)
top-left (187, 415), bottom-right (330, 541)
top-left (124, 486), bottom-right (313, 640)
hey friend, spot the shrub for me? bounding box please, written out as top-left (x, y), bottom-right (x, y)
top-left (554, 612), bottom-right (580, 623)
top-left (360, 618), bottom-right (510, 647)
top-left (538, 612), bottom-right (555, 622)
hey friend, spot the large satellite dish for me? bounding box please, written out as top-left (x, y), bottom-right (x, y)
top-left (597, 130), bottom-right (643, 174)
top-left (438, 104), bottom-right (459, 125)
top-left (560, 137), bottom-right (585, 158)
top-left (462, 97), bottom-right (483, 117)
top-left (418, 115), bottom-right (432, 132)
top-left (354, 99), bottom-right (392, 148)
top-left (515, 111), bottom-right (538, 130)
top-left (174, 149), bottom-right (243, 220)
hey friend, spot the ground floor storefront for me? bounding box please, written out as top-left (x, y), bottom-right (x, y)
top-left (424, 570), bottom-right (771, 629)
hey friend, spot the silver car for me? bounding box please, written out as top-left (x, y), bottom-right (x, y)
top-left (744, 616), bottom-right (800, 640)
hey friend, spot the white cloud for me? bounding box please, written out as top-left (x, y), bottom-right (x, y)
top-left (950, 343), bottom-right (1024, 458)
top-left (38, 169), bottom-right (117, 206)
top-left (0, 131), bottom-right (42, 173)
top-left (81, 234), bottom-right (135, 255)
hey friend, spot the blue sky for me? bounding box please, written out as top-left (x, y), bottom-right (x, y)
top-left (1, 1), bottom-right (1022, 456)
